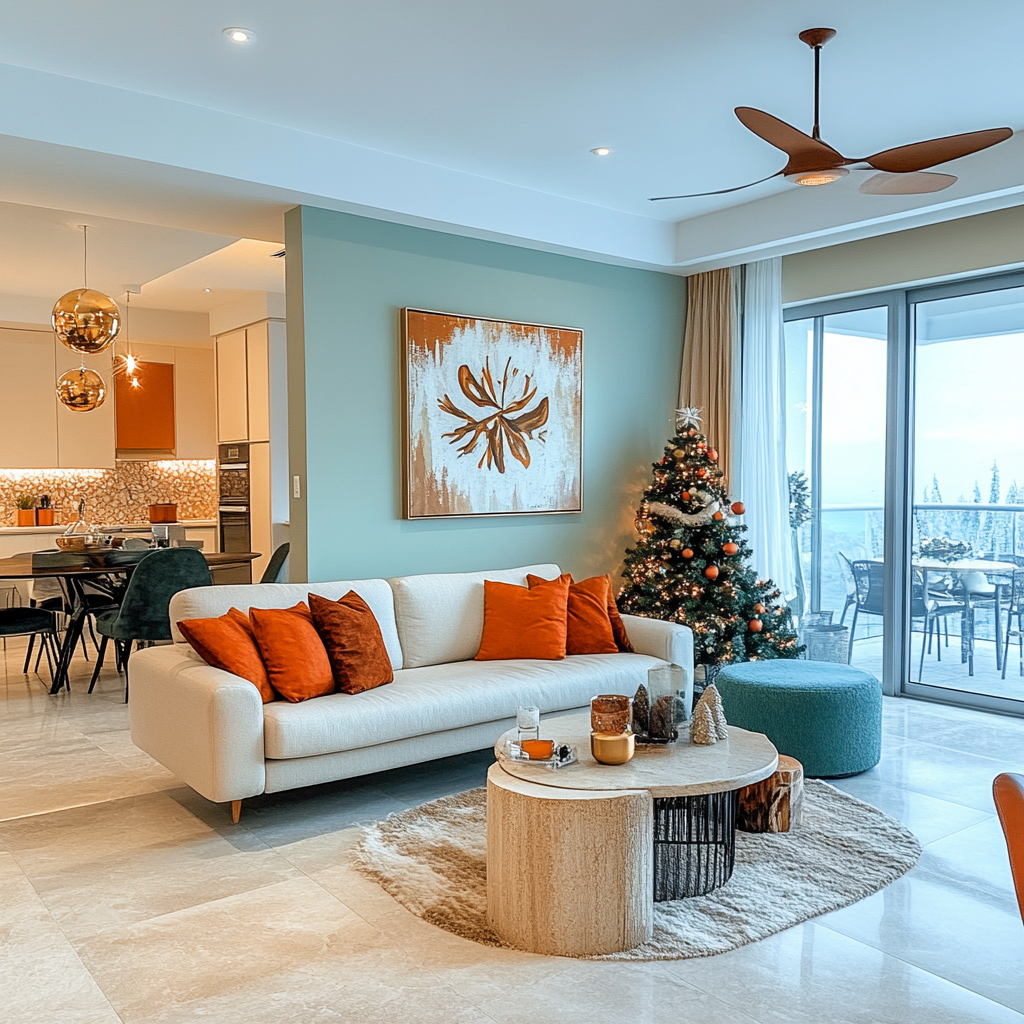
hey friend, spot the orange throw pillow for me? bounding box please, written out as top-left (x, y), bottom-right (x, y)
top-left (475, 576), bottom-right (569, 661)
top-left (178, 608), bottom-right (276, 703)
top-left (527, 573), bottom-right (619, 655)
top-left (607, 590), bottom-right (635, 653)
top-left (249, 602), bottom-right (334, 703)
top-left (308, 592), bottom-right (394, 694)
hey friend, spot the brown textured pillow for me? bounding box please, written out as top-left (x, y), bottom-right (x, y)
top-left (308, 592), bottom-right (394, 694)
top-left (249, 602), bottom-right (334, 703)
top-left (178, 607), bottom-right (276, 702)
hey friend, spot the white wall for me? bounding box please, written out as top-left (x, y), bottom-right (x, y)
top-left (782, 206), bottom-right (1024, 305)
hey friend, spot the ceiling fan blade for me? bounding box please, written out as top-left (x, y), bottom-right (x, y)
top-left (734, 106), bottom-right (845, 173)
top-left (649, 171), bottom-right (782, 201)
top-left (866, 127), bottom-right (1012, 173)
top-left (859, 171), bottom-right (958, 195)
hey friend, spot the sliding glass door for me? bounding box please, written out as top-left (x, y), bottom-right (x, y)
top-left (785, 273), bottom-right (1024, 716)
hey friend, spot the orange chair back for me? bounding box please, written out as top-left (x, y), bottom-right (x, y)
top-left (993, 772), bottom-right (1024, 923)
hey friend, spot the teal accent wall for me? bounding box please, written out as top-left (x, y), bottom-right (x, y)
top-left (286, 206), bottom-right (685, 584)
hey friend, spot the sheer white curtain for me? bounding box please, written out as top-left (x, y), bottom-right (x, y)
top-left (731, 258), bottom-right (794, 596)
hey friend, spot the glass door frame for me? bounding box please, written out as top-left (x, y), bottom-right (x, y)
top-left (785, 269), bottom-right (1024, 715)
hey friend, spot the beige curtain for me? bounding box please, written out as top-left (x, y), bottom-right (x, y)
top-left (678, 267), bottom-right (734, 481)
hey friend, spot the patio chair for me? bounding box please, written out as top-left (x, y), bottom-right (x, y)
top-left (836, 552), bottom-right (856, 626)
top-left (849, 561), bottom-right (958, 677)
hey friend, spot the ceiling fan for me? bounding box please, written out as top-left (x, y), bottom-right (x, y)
top-left (651, 28), bottom-right (1013, 201)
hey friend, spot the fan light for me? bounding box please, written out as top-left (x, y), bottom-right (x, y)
top-left (785, 167), bottom-right (849, 187)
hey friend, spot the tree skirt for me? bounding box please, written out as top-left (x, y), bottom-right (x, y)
top-left (353, 780), bottom-right (921, 961)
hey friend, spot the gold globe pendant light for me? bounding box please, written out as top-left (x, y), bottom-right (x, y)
top-left (52, 226), bottom-right (121, 355)
top-left (56, 367), bottom-right (106, 412)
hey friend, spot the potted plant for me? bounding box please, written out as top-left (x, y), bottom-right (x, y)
top-left (16, 493), bottom-right (36, 527)
top-left (36, 494), bottom-right (55, 526)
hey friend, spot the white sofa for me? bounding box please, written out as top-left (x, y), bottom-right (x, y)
top-left (129, 564), bottom-right (693, 810)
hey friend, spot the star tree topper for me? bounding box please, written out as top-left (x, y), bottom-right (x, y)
top-left (675, 406), bottom-right (703, 432)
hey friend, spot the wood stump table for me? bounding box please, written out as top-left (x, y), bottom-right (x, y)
top-left (737, 754), bottom-right (804, 833)
top-left (486, 713), bottom-right (778, 956)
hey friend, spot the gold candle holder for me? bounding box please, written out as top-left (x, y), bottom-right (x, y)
top-left (591, 731), bottom-right (636, 765)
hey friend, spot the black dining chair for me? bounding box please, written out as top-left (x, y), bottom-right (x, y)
top-left (259, 543), bottom-right (290, 584)
top-left (87, 547), bottom-right (213, 701)
top-left (0, 606), bottom-right (62, 682)
top-left (849, 561), bottom-right (958, 676)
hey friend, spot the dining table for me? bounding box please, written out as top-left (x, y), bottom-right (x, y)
top-left (914, 558), bottom-right (1016, 675)
top-left (0, 549), bottom-right (259, 694)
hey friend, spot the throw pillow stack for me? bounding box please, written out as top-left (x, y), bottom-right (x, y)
top-left (475, 573), bottom-right (633, 661)
top-left (178, 591), bottom-right (393, 703)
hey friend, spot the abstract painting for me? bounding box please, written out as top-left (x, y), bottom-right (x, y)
top-left (403, 308), bottom-right (583, 518)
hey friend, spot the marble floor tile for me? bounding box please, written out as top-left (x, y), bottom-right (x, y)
top-left (666, 920), bottom-right (1024, 1024)
top-left (0, 874), bottom-right (123, 1024)
top-left (828, 775), bottom-right (992, 845)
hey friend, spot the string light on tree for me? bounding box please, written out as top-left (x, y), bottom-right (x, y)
top-left (619, 407), bottom-right (801, 669)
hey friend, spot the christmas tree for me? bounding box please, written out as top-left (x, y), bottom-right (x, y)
top-left (618, 407), bottom-right (801, 668)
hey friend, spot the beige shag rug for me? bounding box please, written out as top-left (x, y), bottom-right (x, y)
top-left (353, 781), bottom-right (921, 960)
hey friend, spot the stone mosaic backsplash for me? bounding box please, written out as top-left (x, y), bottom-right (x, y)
top-left (0, 460), bottom-right (217, 526)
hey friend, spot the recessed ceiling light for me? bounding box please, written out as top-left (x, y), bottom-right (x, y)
top-left (223, 27), bottom-right (255, 44)
top-left (204, 288), bottom-right (212, 293)
top-left (590, 147), bottom-right (612, 157)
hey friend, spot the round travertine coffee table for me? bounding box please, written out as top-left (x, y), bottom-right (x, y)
top-left (486, 713), bottom-right (777, 956)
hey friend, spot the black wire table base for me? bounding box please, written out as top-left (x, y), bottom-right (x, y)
top-left (653, 790), bottom-right (739, 900)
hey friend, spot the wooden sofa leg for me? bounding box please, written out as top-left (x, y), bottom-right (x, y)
top-left (231, 800), bottom-right (242, 824)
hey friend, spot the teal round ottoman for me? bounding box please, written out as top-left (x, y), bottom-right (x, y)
top-left (714, 661), bottom-right (882, 777)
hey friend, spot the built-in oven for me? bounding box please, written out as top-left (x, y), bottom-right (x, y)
top-left (217, 443), bottom-right (253, 584)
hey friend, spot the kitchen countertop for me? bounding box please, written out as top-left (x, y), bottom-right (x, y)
top-left (0, 519), bottom-right (217, 535)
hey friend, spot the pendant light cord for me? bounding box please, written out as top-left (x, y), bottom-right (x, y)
top-left (82, 225), bottom-right (88, 288)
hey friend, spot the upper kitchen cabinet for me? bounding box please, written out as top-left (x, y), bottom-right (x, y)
top-left (0, 328), bottom-right (58, 468)
top-left (115, 360), bottom-right (175, 455)
top-left (216, 321), bottom-right (286, 444)
top-left (216, 329), bottom-right (248, 442)
top-left (55, 344), bottom-right (115, 469)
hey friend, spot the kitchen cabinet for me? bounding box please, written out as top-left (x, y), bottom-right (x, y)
top-left (0, 328), bottom-right (58, 468)
top-left (249, 441), bottom-right (272, 581)
top-left (115, 360), bottom-right (175, 453)
top-left (174, 347), bottom-right (216, 459)
top-left (216, 329), bottom-right (248, 442)
top-left (54, 345), bottom-right (115, 469)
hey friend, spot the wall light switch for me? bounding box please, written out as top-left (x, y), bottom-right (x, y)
top-left (292, 475), bottom-right (301, 499)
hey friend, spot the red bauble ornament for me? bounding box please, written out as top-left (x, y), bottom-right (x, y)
top-left (696, 468), bottom-right (707, 478)
top-left (687, 428), bottom-right (697, 436)
top-left (708, 449), bottom-right (719, 462)
top-left (682, 548), bottom-right (694, 559)
top-left (754, 602), bottom-right (766, 614)
top-left (697, 441), bottom-right (706, 450)
top-left (731, 501), bottom-right (746, 515)
top-left (723, 542), bottom-right (739, 555)
top-left (713, 511), bottom-right (724, 521)
top-left (682, 491), bottom-right (691, 501)
top-left (749, 618), bottom-right (763, 632)
top-left (704, 565), bottom-right (719, 580)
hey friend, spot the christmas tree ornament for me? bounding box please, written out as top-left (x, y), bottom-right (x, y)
top-left (682, 491), bottom-right (691, 501)
top-left (696, 683), bottom-right (730, 740)
top-left (705, 565), bottom-right (719, 580)
top-left (675, 406), bottom-right (703, 432)
top-left (669, 539), bottom-right (682, 549)
top-left (682, 548), bottom-right (694, 559)
top-left (708, 449), bottom-right (719, 462)
top-left (731, 501), bottom-right (746, 515)
top-left (754, 602), bottom-right (766, 613)
top-left (673, 448), bottom-right (686, 460)
top-left (713, 511), bottom-right (724, 521)
top-left (749, 619), bottom-right (763, 632)
top-left (723, 542), bottom-right (739, 555)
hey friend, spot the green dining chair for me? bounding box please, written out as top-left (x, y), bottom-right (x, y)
top-left (259, 543), bottom-right (290, 584)
top-left (0, 607), bottom-right (61, 683)
top-left (88, 547), bottom-right (212, 701)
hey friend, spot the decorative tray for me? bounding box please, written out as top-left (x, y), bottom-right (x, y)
top-left (499, 739), bottom-right (578, 770)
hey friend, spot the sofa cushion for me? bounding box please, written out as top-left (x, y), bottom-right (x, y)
top-left (309, 592), bottom-right (394, 694)
top-left (476, 576), bottom-right (569, 661)
top-left (177, 607), bottom-right (276, 703)
top-left (387, 564), bottom-right (560, 668)
top-left (262, 652), bottom-right (665, 759)
top-left (169, 580), bottom-right (403, 671)
top-left (250, 603), bottom-right (334, 703)
top-left (527, 573), bottom-right (619, 655)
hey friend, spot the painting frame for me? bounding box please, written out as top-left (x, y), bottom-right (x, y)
top-left (402, 307), bottom-right (584, 520)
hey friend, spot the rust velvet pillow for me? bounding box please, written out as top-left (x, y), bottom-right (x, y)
top-left (527, 573), bottom-right (620, 655)
top-left (475, 576), bottom-right (570, 661)
top-left (308, 592), bottom-right (394, 694)
top-left (249, 602), bottom-right (334, 703)
top-left (178, 607), bottom-right (276, 702)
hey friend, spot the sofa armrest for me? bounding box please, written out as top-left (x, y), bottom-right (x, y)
top-left (620, 614), bottom-right (694, 710)
top-left (129, 645), bottom-right (266, 804)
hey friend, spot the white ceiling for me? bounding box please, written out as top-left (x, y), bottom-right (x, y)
top-left (0, 1), bottom-right (1021, 271)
